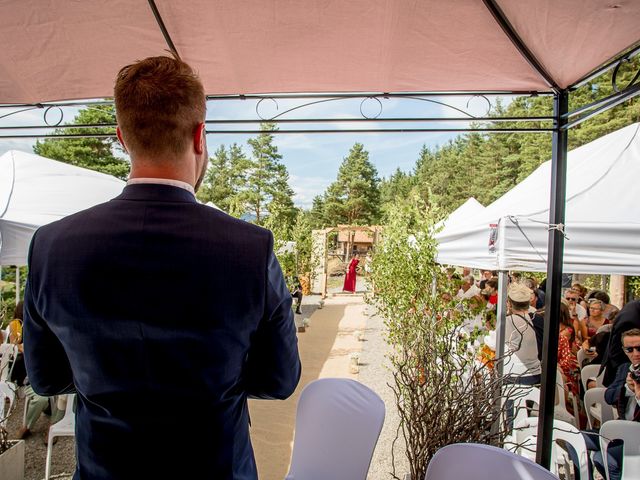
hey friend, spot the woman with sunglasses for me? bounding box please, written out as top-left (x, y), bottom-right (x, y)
top-left (586, 299), bottom-right (610, 338)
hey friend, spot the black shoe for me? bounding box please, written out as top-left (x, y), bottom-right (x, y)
top-left (295, 309), bottom-right (302, 314)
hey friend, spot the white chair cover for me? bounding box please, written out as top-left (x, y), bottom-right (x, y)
top-left (599, 420), bottom-right (640, 480)
top-left (285, 378), bottom-right (385, 480)
top-left (424, 443), bottom-right (557, 480)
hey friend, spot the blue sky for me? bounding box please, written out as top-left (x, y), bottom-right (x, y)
top-left (0, 94), bottom-right (501, 208)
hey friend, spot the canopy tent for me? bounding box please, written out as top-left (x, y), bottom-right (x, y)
top-left (436, 197), bottom-right (485, 237)
top-left (1, 1), bottom-right (639, 102)
top-left (2, 0), bottom-right (640, 469)
top-left (436, 123), bottom-right (640, 275)
top-left (0, 150), bottom-right (125, 266)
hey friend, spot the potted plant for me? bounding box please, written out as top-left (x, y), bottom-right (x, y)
top-left (369, 192), bottom-right (517, 479)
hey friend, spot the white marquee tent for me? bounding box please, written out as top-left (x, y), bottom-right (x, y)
top-left (0, 150), bottom-right (125, 266)
top-left (436, 122), bottom-right (640, 275)
top-left (437, 197), bottom-right (485, 237)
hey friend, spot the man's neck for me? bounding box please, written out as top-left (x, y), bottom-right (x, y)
top-left (129, 159), bottom-right (195, 188)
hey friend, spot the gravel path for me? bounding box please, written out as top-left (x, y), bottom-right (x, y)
top-left (358, 303), bottom-right (409, 480)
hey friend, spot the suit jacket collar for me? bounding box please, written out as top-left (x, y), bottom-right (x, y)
top-left (115, 183), bottom-right (198, 204)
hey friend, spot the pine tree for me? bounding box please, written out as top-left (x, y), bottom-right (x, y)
top-left (323, 143), bottom-right (381, 226)
top-left (243, 123), bottom-right (296, 232)
top-left (197, 143), bottom-right (250, 216)
top-left (34, 105), bottom-right (129, 179)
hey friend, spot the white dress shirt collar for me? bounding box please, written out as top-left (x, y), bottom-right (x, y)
top-left (127, 177), bottom-right (195, 195)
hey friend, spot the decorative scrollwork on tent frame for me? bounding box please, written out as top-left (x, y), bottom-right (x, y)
top-left (252, 93), bottom-right (493, 122)
top-left (612, 55), bottom-right (640, 93)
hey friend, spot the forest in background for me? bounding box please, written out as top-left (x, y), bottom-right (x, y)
top-left (1, 59), bottom-right (639, 307)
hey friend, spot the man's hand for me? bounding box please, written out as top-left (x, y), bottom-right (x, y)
top-left (626, 372), bottom-right (635, 392)
top-left (633, 376), bottom-right (640, 400)
top-left (581, 341), bottom-right (597, 360)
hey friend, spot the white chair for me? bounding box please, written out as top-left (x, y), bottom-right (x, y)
top-left (424, 443), bottom-right (557, 480)
top-left (285, 378), bottom-right (385, 480)
top-left (583, 387), bottom-right (615, 429)
top-left (581, 363), bottom-right (604, 391)
top-left (599, 420), bottom-right (640, 480)
top-left (555, 368), bottom-right (578, 427)
top-left (45, 394), bottom-right (76, 480)
top-left (0, 380), bottom-right (16, 428)
top-left (576, 348), bottom-right (589, 368)
top-left (516, 417), bottom-right (590, 480)
top-left (0, 343), bottom-right (18, 382)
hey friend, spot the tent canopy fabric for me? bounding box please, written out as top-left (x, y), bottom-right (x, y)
top-left (437, 197), bottom-right (485, 235)
top-left (436, 123), bottom-right (640, 275)
top-left (1, 1), bottom-right (639, 103)
top-left (0, 150), bottom-right (125, 266)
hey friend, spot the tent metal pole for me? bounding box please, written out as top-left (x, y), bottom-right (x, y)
top-left (535, 90), bottom-right (569, 468)
top-left (15, 265), bottom-right (20, 305)
top-left (495, 270), bottom-right (509, 373)
top-left (490, 270), bottom-right (508, 438)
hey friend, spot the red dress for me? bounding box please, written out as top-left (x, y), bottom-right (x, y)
top-left (343, 258), bottom-right (359, 292)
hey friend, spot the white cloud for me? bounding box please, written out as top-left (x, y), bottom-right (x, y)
top-left (290, 175), bottom-right (332, 209)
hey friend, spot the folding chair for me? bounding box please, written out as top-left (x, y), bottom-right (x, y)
top-left (285, 378), bottom-right (385, 480)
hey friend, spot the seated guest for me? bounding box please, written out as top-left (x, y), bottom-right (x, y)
top-left (456, 274), bottom-right (481, 300)
top-left (588, 290), bottom-right (620, 321)
top-left (581, 329), bottom-right (640, 480)
top-left (565, 288), bottom-right (588, 343)
top-left (585, 299), bottom-right (610, 338)
top-left (482, 278), bottom-right (498, 311)
top-left (557, 303), bottom-right (579, 396)
top-left (571, 282), bottom-right (589, 310)
top-left (601, 301), bottom-right (640, 386)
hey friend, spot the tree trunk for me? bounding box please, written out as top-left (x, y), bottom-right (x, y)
top-left (609, 275), bottom-right (626, 308)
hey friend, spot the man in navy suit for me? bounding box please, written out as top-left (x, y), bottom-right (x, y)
top-left (23, 55), bottom-right (301, 479)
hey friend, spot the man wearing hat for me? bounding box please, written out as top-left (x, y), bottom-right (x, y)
top-left (504, 283), bottom-right (542, 385)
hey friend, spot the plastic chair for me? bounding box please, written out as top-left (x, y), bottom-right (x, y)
top-left (583, 387), bottom-right (615, 430)
top-left (285, 378), bottom-right (385, 480)
top-left (599, 420), bottom-right (640, 480)
top-left (555, 368), bottom-right (578, 427)
top-left (424, 443), bottom-right (557, 480)
top-left (516, 417), bottom-right (590, 480)
top-left (45, 394), bottom-right (76, 480)
top-left (576, 348), bottom-right (589, 368)
top-left (0, 380), bottom-right (16, 427)
top-left (0, 343), bottom-right (18, 382)
top-left (581, 363), bottom-right (604, 391)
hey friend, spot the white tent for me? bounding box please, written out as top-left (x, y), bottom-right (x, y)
top-left (437, 197), bottom-right (485, 236)
top-left (0, 150), bottom-right (125, 266)
top-left (436, 123), bottom-right (640, 275)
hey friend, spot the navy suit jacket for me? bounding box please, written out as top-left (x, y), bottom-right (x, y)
top-left (23, 184), bottom-right (301, 479)
top-left (604, 362), bottom-right (640, 421)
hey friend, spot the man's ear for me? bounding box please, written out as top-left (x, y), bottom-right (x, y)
top-left (116, 127), bottom-right (128, 153)
top-left (194, 122), bottom-right (206, 155)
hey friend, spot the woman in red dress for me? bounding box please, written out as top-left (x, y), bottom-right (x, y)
top-left (343, 254), bottom-right (359, 292)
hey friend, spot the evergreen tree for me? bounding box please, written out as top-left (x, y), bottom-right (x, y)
top-left (243, 123), bottom-right (296, 233)
top-left (34, 105), bottom-right (129, 179)
top-left (197, 143), bottom-right (250, 217)
top-left (323, 143), bottom-right (381, 226)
